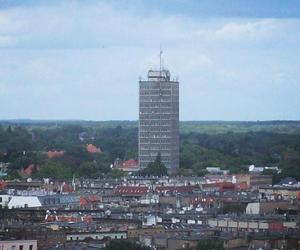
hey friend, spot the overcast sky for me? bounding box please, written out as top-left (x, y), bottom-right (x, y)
top-left (0, 0), bottom-right (300, 121)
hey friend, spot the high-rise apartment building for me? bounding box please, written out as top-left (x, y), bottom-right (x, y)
top-left (139, 67), bottom-right (179, 173)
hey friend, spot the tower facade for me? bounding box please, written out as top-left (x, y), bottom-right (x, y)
top-left (139, 69), bottom-right (179, 173)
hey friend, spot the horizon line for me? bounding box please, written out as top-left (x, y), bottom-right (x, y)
top-left (1, 119), bottom-right (300, 123)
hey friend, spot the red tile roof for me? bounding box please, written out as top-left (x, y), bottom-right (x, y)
top-left (47, 150), bottom-right (65, 159)
top-left (115, 186), bottom-right (149, 196)
top-left (0, 180), bottom-right (7, 190)
top-left (122, 159), bottom-right (138, 168)
top-left (80, 195), bottom-right (101, 206)
top-left (21, 164), bottom-right (35, 177)
top-left (113, 159), bottom-right (139, 171)
top-left (237, 182), bottom-right (249, 190)
top-left (86, 144), bottom-right (102, 153)
top-left (202, 182), bottom-right (235, 191)
top-left (190, 196), bottom-right (215, 205)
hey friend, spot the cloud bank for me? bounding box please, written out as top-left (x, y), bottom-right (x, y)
top-left (0, 1), bottom-right (299, 120)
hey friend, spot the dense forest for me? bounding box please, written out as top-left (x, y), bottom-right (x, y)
top-left (0, 120), bottom-right (300, 180)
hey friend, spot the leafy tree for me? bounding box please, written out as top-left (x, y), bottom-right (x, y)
top-left (9, 152), bottom-right (46, 170)
top-left (104, 241), bottom-right (150, 250)
top-left (77, 162), bottom-right (98, 177)
top-left (140, 153), bottom-right (168, 176)
top-left (1, 122), bottom-right (300, 180)
top-left (196, 239), bottom-right (224, 250)
top-left (177, 168), bottom-right (193, 176)
top-left (279, 148), bottom-right (300, 180)
top-left (36, 161), bottom-right (72, 179)
top-left (219, 203), bottom-right (245, 215)
top-left (108, 169), bottom-right (126, 178)
top-left (10, 155), bottom-right (33, 170)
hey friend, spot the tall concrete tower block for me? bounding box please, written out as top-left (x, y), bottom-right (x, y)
top-left (139, 69), bottom-right (179, 173)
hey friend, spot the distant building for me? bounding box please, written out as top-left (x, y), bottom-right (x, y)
top-left (208, 218), bottom-right (297, 233)
top-left (66, 231), bottom-right (127, 241)
top-left (0, 240), bottom-right (37, 250)
top-left (278, 177), bottom-right (297, 186)
top-left (259, 185), bottom-right (300, 200)
top-left (139, 65), bottom-right (179, 173)
top-left (115, 185), bottom-right (149, 197)
top-left (0, 194), bottom-right (11, 208)
top-left (234, 174), bottom-right (273, 190)
top-left (248, 164), bottom-right (264, 173)
top-left (8, 196), bottom-right (42, 209)
top-left (201, 182), bottom-right (235, 192)
top-left (246, 201), bottom-right (298, 215)
top-left (155, 185), bottom-right (199, 194)
top-left (46, 150), bottom-right (65, 159)
top-left (249, 174), bottom-right (273, 190)
top-left (248, 164), bottom-right (281, 174)
top-left (112, 159), bottom-right (139, 172)
top-left (206, 167), bottom-right (221, 173)
top-left (206, 167), bottom-right (229, 175)
top-left (86, 144), bottom-right (101, 153)
top-left (39, 194), bottom-right (80, 208)
top-left (0, 162), bottom-right (8, 178)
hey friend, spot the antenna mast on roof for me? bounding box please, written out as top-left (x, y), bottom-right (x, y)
top-left (159, 45), bottom-right (163, 73)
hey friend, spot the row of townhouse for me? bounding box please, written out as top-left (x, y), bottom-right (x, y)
top-left (208, 218), bottom-right (297, 232)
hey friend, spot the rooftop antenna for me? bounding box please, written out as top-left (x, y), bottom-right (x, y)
top-left (159, 45), bottom-right (163, 93)
top-left (159, 45), bottom-right (163, 73)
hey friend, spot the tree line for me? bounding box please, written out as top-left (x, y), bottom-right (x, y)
top-left (0, 123), bottom-right (300, 180)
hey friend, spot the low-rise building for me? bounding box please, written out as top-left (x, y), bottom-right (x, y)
top-left (115, 185), bottom-right (149, 198)
top-left (246, 201), bottom-right (298, 215)
top-left (128, 226), bottom-right (165, 239)
top-left (208, 217), bottom-right (297, 232)
top-left (0, 240), bottom-right (37, 250)
top-left (66, 231), bottom-right (127, 241)
top-left (0, 194), bottom-right (11, 208)
top-left (250, 174), bottom-right (273, 189)
top-left (259, 185), bottom-right (300, 200)
top-left (8, 196), bottom-right (42, 209)
top-left (155, 185), bottom-right (199, 194)
top-left (113, 159), bottom-right (140, 172)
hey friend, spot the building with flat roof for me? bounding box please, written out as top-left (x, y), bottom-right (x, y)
top-left (0, 240), bottom-right (37, 250)
top-left (139, 66), bottom-right (179, 173)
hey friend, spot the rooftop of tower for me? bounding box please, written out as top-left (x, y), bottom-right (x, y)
top-left (147, 69), bottom-right (171, 81)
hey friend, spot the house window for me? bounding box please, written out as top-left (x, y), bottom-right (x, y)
top-left (19, 246), bottom-right (23, 250)
top-left (11, 246), bottom-right (16, 250)
top-left (70, 237), bottom-right (72, 241)
top-left (29, 246), bottom-right (33, 250)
